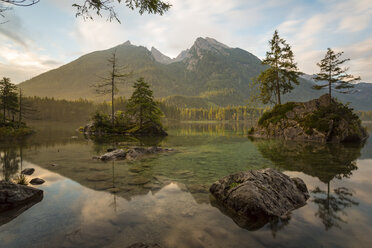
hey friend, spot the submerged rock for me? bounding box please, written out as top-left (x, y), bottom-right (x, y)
top-left (0, 180), bottom-right (43, 212)
top-left (209, 168), bottom-right (309, 229)
top-left (29, 178), bottom-right (45, 185)
top-left (21, 168), bottom-right (35, 176)
top-left (250, 94), bottom-right (368, 143)
top-left (93, 149), bottom-right (127, 161)
top-left (127, 243), bottom-right (162, 248)
top-left (94, 147), bottom-right (173, 161)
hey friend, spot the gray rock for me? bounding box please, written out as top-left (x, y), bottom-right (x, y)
top-left (126, 243), bottom-right (162, 248)
top-left (0, 180), bottom-right (43, 212)
top-left (94, 147), bottom-right (173, 161)
top-left (94, 149), bottom-right (127, 161)
top-left (210, 168), bottom-right (309, 228)
top-left (107, 147), bottom-right (117, 152)
top-left (29, 178), bottom-right (45, 185)
top-left (21, 168), bottom-right (35, 176)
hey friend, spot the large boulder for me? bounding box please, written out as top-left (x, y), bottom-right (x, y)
top-left (209, 168), bottom-right (309, 230)
top-left (0, 180), bottom-right (43, 212)
top-left (250, 94), bottom-right (369, 143)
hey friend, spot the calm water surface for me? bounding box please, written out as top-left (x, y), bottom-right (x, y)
top-left (1, 121), bottom-right (372, 248)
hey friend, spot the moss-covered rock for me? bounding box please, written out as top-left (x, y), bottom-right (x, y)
top-left (250, 94), bottom-right (369, 143)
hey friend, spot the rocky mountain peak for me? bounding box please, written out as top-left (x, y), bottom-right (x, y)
top-left (192, 37), bottom-right (230, 53)
top-left (122, 40), bottom-right (132, 46)
top-left (150, 47), bottom-right (173, 64)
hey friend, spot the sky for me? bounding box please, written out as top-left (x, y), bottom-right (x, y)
top-left (0, 0), bottom-right (372, 84)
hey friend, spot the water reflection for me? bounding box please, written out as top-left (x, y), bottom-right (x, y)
top-left (0, 147), bottom-right (44, 227)
top-left (252, 138), bottom-right (365, 230)
top-left (1, 122), bottom-right (372, 247)
top-left (1, 149), bottom-right (20, 181)
top-left (210, 197), bottom-right (291, 235)
top-left (312, 186), bottom-right (358, 230)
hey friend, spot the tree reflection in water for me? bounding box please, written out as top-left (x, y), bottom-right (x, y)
top-left (252, 138), bottom-right (364, 230)
top-left (1, 148), bottom-right (20, 181)
top-left (312, 186), bottom-right (358, 230)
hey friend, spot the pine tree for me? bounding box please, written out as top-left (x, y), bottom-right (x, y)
top-left (257, 30), bottom-right (301, 105)
top-left (0, 77), bottom-right (18, 124)
top-left (313, 48), bottom-right (360, 103)
top-left (127, 77), bottom-right (163, 128)
top-left (92, 49), bottom-right (131, 127)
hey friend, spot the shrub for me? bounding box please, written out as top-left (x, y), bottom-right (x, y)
top-left (258, 102), bottom-right (297, 127)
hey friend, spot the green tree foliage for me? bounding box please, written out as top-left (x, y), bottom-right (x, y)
top-left (313, 48), bottom-right (360, 103)
top-left (0, 0), bottom-right (171, 22)
top-left (92, 49), bottom-right (131, 126)
top-left (257, 30), bottom-right (301, 105)
top-left (73, 0), bottom-right (171, 22)
top-left (127, 77), bottom-right (163, 128)
top-left (0, 77), bottom-right (18, 123)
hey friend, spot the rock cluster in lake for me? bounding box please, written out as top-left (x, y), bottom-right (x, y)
top-left (209, 168), bottom-right (309, 230)
top-left (93, 147), bottom-right (174, 161)
top-left (250, 94), bottom-right (368, 143)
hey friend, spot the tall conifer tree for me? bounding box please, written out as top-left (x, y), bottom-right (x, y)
top-left (313, 48), bottom-right (360, 103)
top-left (256, 30), bottom-right (301, 105)
top-left (127, 77), bottom-right (163, 128)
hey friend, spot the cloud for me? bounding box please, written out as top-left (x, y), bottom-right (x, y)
top-left (1, 0), bottom-right (372, 83)
top-left (0, 12), bottom-right (29, 48)
top-left (274, 0), bottom-right (372, 81)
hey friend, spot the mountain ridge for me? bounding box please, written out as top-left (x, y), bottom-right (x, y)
top-left (19, 37), bottom-right (372, 110)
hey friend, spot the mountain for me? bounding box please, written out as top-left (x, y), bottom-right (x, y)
top-left (19, 37), bottom-right (372, 110)
top-left (151, 47), bottom-right (173, 64)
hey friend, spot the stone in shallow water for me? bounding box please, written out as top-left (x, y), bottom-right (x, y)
top-left (21, 168), bottom-right (35, 175)
top-left (126, 243), bottom-right (162, 248)
top-left (30, 178), bottom-right (45, 185)
top-left (127, 177), bottom-right (151, 185)
top-left (129, 167), bottom-right (144, 173)
top-left (86, 174), bottom-right (111, 182)
top-left (210, 168), bottom-right (309, 230)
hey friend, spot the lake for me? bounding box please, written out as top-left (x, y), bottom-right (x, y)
top-left (1, 121), bottom-right (372, 248)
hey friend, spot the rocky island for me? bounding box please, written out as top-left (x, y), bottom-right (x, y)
top-left (249, 94), bottom-right (368, 143)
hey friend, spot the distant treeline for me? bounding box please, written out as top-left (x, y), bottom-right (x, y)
top-left (23, 96), bottom-right (372, 123)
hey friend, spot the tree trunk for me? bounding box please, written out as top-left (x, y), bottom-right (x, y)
top-left (18, 90), bottom-right (22, 128)
top-left (111, 57), bottom-right (115, 127)
top-left (276, 80), bottom-right (281, 105)
top-left (139, 105), bottom-right (143, 128)
top-left (111, 77), bottom-right (114, 127)
top-left (3, 99), bottom-right (5, 123)
top-left (276, 67), bottom-right (281, 105)
top-left (329, 62), bottom-right (332, 104)
top-left (328, 81), bottom-right (332, 104)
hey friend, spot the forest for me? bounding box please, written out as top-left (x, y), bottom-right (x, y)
top-left (19, 96), bottom-right (372, 123)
